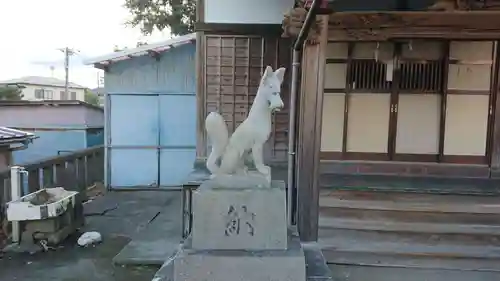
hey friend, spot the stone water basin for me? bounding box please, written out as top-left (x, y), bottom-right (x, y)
top-left (6, 187), bottom-right (78, 221)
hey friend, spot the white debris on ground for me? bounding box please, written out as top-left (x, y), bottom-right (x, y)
top-left (77, 231), bottom-right (102, 247)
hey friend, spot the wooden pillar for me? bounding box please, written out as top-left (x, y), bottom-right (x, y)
top-left (296, 15), bottom-right (329, 242)
top-left (195, 0), bottom-right (207, 159)
top-left (490, 41), bottom-right (500, 178)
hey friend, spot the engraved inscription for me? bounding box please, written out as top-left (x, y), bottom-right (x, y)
top-left (224, 205), bottom-right (256, 236)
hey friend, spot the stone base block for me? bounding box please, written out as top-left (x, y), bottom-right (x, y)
top-left (192, 179), bottom-right (287, 250)
top-left (174, 234), bottom-right (305, 281)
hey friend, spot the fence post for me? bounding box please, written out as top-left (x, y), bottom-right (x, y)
top-left (10, 166), bottom-right (24, 243)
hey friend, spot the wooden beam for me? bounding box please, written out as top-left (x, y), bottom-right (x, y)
top-left (296, 14), bottom-right (329, 242)
top-left (328, 11), bottom-right (500, 41)
top-left (194, 23), bottom-right (283, 36)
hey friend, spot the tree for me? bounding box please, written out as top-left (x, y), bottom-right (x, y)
top-left (124, 0), bottom-right (196, 35)
top-left (85, 89), bottom-right (101, 106)
top-left (0, 86), bottom-right (24, 100)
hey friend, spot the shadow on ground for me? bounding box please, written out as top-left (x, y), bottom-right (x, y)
top-left (0, 190), bottom-right (181, 281)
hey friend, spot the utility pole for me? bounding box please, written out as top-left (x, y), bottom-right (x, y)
top-left (58, 47), bottom-right (78, 96)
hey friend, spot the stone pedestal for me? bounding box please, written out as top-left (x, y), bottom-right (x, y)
top-left (192, 178), bottom-right (287, 250)
top-left (152, 175), bottom-right (332, 281)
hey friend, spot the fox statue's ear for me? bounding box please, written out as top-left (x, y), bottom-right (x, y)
top-left (274, 67), bottom-right (286, 84)
top-left (261, 65), bottom-right (274, 83)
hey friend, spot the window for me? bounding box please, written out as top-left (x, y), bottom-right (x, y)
top-left (60, 91), bottom-right (68, 100)
top-left (399, 61), bottom-right (443, 93)
top-left (70, 91), bottom-right (77, 100)
top-left (34, 89), bottom-right (44, 99)
top-left (44, 90), bottom-right (53, 99)
top-left (349, 60), bottom-right (392, 92)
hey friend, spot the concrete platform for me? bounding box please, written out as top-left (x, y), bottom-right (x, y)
top-left (112, 193), bottom-right (182, 266)
top-left (112, 208), bottom-right (182, 265)
top-left (176, 233), bottom-right (305, 281)
top-left (151, 237), bottom-right (334, 281)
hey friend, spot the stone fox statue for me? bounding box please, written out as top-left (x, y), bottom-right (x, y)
top-left (205, 65), bottom-right (286, 178)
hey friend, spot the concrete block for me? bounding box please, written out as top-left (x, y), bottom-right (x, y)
top-left (302, 243), bottom-right (334, 281)
top-left (192, 179), bottom-right (287, 250)
top-left (175, 234), bottom-right (305, 281)
top-left (151, 246), bottom-right (181, 281)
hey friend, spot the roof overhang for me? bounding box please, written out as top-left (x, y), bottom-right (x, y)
top-left (0, 127), bottom-right (37, 146)
top-left (83, 33), bottom-right (196, 70)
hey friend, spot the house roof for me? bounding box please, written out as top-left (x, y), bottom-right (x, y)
top-left (83, 33), bottom-right (196, 68)
top-left (0, 127), bottom-right (36, 145)
top-left (0, 76), bottom-right (86, 89)
top-left (0, 100), bottom-right (104, 111)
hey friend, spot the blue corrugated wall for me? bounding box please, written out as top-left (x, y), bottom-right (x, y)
top-left (12, 127), bottom-right (104, 164)
top-left (13, 130), bottom-right (87, 164)
top-left (105, 43), bottom-right (196, 188)
top-left (86, 128), bottom-right (104, 147)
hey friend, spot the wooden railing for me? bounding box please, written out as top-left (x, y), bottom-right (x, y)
top-left (0, 145), bottom-right (104, 222)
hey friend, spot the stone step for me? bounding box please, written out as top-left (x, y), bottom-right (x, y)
top-left (319, 190), bottom-right (500, 214)
top-left (319, 229), bottom-right (500, 271)
top-left (319, 230), bottom-right (500, 260)
top-left (318, 190), bottom-right (500, 275)
top-left (319, 228), bottom-right (500, 248)
top-left (319, 207), bottom-right (500, 226)
top-left (329, 264), bottom-right (500, 281)
top-left (326, 251), bottom-right (500, 272)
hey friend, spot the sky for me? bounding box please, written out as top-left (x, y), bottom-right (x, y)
top-left (0, 0), bottom-right (171, 88)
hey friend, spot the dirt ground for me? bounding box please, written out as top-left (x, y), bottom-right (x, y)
top-left (0, 190), bottom-right (180, 281)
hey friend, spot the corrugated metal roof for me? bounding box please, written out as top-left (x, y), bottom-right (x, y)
top-left (83, 33), bottom-right (196, 67)
top-left (0, 127), bottom-right (36, 144)
top-left (0, 76), bottom-right (86, 89)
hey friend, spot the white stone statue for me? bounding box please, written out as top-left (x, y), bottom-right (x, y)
top-left (205, 65), bottom-right (286, 180)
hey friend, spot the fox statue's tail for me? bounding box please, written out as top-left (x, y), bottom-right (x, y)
top-left (205, 112), bottom-right (229, 174)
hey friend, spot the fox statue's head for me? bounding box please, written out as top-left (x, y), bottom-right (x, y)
top-left (259, 65), bottom-right (286, 112)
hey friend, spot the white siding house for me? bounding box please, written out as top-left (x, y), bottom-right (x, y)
top-left (0, 76), bottom-right (86, 101)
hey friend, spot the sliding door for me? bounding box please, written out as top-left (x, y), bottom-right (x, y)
top-left (443, 41), bottom-right (494, 164)
top-left (320, 40), bottom-right (496, 165)
top-left (392, 41), bottom-right (445, 162)
top-left (322, 42), bottom-right (394, 160)
top-left (346, 43), bottom-right (393, 160)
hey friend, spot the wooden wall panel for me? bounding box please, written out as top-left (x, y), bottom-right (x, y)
top-left (202, 35), bottom-right (291, 161)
